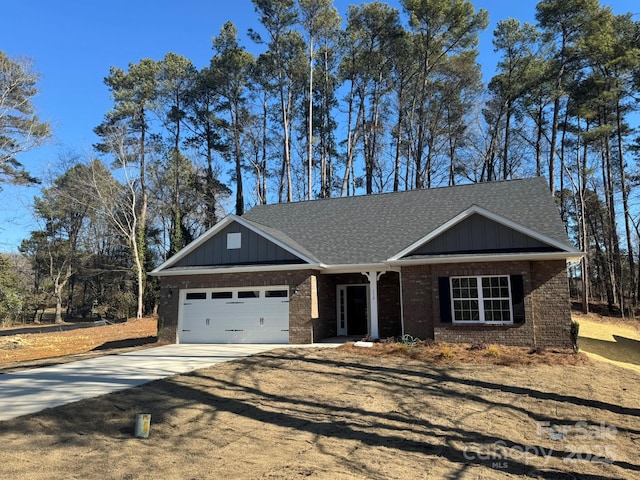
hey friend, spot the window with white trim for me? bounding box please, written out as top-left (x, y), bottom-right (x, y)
top-left (450, 275), bottom-right (513, 324)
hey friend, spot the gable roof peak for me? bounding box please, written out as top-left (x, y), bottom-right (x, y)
top-left (241, 177), bottom-right (570, 265)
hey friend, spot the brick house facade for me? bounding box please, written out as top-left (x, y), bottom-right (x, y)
top-left (152, 178), bottom-right (581, 349)
top-left (157, 259), bottom-right (572, 348)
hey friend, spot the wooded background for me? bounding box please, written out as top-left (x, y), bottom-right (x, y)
top-left (1, 0), bottom-right (639, 325)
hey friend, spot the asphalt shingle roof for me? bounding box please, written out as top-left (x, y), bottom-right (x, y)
top-left (241, 177), bottom-right (573, 265)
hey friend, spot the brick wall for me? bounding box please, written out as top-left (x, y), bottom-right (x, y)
top-left (401, 260), bottom-right (572, 348)
top-left (379, 271), bottom-right (402, 338)
top-left (401, 265), bottom-right (434, 340)
top-left (431, 262), bottom-right (535, 347)
top-left (314, 272), bottom-right (402, 339)
top-left (157, 269), bottom-right (322, 344)
top-left (157, 259), bottom-right (572, 348)
top-left (315, 274), bottom-right (338, 339)
top-left (530, 260), bottom-right (573, 349)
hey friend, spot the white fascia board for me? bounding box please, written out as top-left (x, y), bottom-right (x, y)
top-left (233, 216), bottom-right (318, 264)
top-left (150, 215), bottom-right (238, 273)
top-left (319, 263), bottom-right (393, 275)
top-left (151, 214), bottom-right (316, 274)
top-left (149, 263), bottom-right (324, 277)
top-left (386, 250), bottom-right (584, 267)
top-left (388, 204), bottom-right (580, 261)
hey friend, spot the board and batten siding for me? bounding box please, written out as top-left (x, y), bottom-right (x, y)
top-left (411, 214), bottom-right (556, 255)
top-left (175, 223), bottom-right (302, 267)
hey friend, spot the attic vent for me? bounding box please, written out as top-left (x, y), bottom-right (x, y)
top-left (227, 232), bottom-right (241, 249)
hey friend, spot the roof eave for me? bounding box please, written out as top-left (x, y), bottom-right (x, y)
top-left (151, 215), bottom-right (237, 273)
top-left (149, 263), bottom-right (324, 277)
top-left (319, 263), bottom-right (396, 274)
top-left (151, 214), bottom-right (318, 274)
top-left (387, 251), bottom-right (585, 266)
top-left (389, 204), bottom-right (576, 261)
top-left (150, 251), bottom-right (584, 277)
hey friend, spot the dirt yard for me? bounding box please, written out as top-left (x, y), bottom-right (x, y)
top-left (0, 315), bottom-right (638, 479)
top-left (0, 317), bottom-right (159, 370)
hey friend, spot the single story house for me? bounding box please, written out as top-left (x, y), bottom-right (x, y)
top-left (150, 177), bottom-right (582, 348)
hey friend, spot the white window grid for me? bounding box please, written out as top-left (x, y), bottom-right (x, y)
top-left (450, 275), bottom-right (513, 324)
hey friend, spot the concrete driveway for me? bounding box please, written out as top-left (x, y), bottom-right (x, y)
top-left (0, 343), bottom-right (339, 421)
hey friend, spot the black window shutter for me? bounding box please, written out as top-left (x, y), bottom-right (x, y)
top-left (510, 275), bottom-right (525, 323)
top-left (438, 277), bottom-right (452, 323)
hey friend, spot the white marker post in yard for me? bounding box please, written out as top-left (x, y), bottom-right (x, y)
top-left (135, 413), bottom-right (151, 438)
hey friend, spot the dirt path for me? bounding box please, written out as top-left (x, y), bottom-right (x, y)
top-left (576, 314), bottom-right (640, 375)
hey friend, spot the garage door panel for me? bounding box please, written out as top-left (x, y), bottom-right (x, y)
top-left (179, 287), bottom-right (289, 344)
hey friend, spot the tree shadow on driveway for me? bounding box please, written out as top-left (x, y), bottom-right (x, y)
top-left (1, 348), bottom-right (637, 479)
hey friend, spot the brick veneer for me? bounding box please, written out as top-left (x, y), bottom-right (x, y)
top-left (314, 272), bottom-right (402, 339)
top-left (400, 266), bottom-right (434, 340)
top-left (158, 260), bottom-right (572, 348)
top-left (530, 260), bottom-right (573, 348)
top-left (401, 260), bottom-right (572, 348)
top-left (157, 270), bottom-right (320, 344)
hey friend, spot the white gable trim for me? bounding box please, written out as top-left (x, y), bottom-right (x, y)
top-left (151, 214), bottom-right (316, 274)
top-left (149, 263), bottom-right (323, 277)
top-left (387, 251), bottom-right (583, 266)
top-left (388, 204), bottom-right (580, 261)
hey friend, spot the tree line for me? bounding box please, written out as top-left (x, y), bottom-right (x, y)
top-left (1, 0), bottom-right (639, 325)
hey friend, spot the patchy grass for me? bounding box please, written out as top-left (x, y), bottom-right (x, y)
top-left (574, 313), bottom-right (640, 375)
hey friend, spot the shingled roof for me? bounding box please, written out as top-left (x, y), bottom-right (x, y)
top-left (241, 176), bottom-right (576, 266)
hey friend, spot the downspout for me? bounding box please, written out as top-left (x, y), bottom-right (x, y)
top-left (529, 263), bottom-right (537, 349)
top-left (398, 269), bottom-right (405, 337)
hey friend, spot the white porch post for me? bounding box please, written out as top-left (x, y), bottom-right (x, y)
top-left (362, 271), bottom-right (384, 339)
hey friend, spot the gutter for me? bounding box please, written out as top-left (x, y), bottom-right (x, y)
top-left (148, 263), bottom-right (324, 277)
top-left (386, 251), bottom-right (584, 267)
top-left (150, 252), bottom-right (584, 277)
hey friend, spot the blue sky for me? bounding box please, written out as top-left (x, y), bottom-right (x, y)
top-left (0, 0), bottom-right (637, 252)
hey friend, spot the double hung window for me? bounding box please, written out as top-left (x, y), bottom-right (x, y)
top-left (450, 275), bottom-right (513, 324)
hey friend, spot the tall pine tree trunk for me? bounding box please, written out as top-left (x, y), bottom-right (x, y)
top-left (616, 99), bottom-right (635, 307)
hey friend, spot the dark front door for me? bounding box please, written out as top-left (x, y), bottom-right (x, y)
top-left (346, 285), bottom-right (368, 335)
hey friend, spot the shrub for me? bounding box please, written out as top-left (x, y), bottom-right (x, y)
top-left (486, 344), bottom-right (501, 357)
top-left (439, 346), bottom-right (454, 358)
top-left (571, 320), bottom-right (580, 353)
top-left (0, 254), bottom-right (29, 326)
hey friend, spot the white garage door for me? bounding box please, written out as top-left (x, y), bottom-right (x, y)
top-left (179, 286), bottom-right (289, 344)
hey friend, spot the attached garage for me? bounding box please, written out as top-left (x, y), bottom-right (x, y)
top-left (153, 178), bottom-right (580, 348)
top-left (178, 286), bottom-right (290, 344)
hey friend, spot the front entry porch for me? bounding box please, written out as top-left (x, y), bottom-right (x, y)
top-left (314, 271), bottom-right (402, 341)
top-left (336, 284), bottom-right (369, 336)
